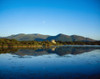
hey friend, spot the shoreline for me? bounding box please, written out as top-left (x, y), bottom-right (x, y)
top-left (0, 45), bottom-right (100, 48)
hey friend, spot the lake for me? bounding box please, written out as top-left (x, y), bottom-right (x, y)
top-left (0, 45), bottom-right (100, 79)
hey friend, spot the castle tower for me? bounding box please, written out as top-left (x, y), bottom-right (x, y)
top-left (51, 40), bottom-right (56, 44)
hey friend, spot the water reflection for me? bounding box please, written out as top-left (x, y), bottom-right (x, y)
top-left (0, 46), bottom-right (100, 57)
top-left (0, 46), bottom-right (100, 79)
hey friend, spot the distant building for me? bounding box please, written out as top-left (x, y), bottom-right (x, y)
top-left (51, 40), bottom-right (56, 44)
top-left (51, 47), bottom-right (56, 51)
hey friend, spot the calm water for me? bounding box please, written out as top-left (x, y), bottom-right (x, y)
top-left (0, 45), bottom-right (100, 79)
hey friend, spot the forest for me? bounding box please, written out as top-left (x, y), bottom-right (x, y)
top-left (0, 38), bottom-right (100, 48)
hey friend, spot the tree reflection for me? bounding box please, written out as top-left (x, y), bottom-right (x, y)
top-left (0, 46), bottom-right (100, 56)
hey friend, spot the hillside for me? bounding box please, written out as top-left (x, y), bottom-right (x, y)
top-left (0, 33), bottom-right (95, 42)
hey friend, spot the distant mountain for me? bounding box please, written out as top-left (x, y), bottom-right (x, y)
top-left (46, 34), bottom-right (94, 42)
top-left (46, 34), bottom-right (73, 41)
top-left (0, 33), bottom-right (95, 42)
top-left (6, 33), bottom-right (50, 41)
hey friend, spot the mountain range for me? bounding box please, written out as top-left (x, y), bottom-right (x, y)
top-left (0, 33), bottom-right (95, 42)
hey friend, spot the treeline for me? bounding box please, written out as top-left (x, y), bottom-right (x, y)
top-left (57, 41), bottom-right (100, 45)
top-left (0, 38), bottom-right (100, 48)
top-left (0, 38), bottom-right (55, 48)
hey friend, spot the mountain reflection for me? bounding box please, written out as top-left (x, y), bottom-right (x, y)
top-left (0, 46), bottom-right (100, 56)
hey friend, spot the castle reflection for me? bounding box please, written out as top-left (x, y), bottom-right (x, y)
top-left (0, 46), bottom-right (100, 56)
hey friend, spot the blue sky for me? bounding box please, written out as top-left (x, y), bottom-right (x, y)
top-left (0, 0), bottom-right (100, 40)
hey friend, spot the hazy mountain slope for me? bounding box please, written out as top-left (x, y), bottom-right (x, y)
top-left (7, 34), bottom-right (50, 41)
top-left (71, 35), bottom-right (94, 42)
top-left (0, 33), bottom-right (95, 42)
top-left (46, 34), bottom-right (94, 42)
top-left (46, 34), bottom-right (72, 42)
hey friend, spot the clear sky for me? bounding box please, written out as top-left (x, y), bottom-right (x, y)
top-left (0, 0), bottom-right (100, 40)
